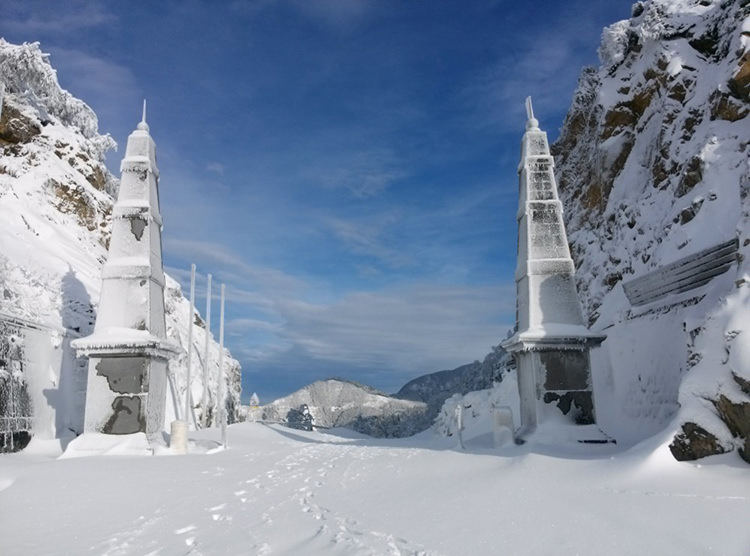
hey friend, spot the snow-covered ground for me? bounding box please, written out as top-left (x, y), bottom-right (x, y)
top-left (1, 424), bottom-right (747, 555)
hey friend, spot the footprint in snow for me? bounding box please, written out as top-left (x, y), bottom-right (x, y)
top-left (174, 525), bottom-right (196, 535)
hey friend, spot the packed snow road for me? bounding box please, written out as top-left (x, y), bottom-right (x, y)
top-left (0, 423), bottom-right (748, 555)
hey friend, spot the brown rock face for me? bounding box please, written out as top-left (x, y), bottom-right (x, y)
top-left (669, 422), bottom-right (727, 461)
top-left (728, 51), bottom-right (750, 100)
top-left (0, 103), bottom-right (41, 144)
top-left (713, 392), bottom-right (750, 464)
top-left (709, 90), bottom-right (749, 122)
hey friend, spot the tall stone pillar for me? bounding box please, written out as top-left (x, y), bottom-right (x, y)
top-left (71, 107), bottom-right (180, 449)
top-left (501, 98), bottom-right (607, 442)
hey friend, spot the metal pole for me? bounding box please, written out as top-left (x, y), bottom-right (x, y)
top-left (184, 263), bottom-right (196, 426)
top-left (218, 284), bottom-right (227, 449)
top-left (201, 273), bottom-right (212, 428)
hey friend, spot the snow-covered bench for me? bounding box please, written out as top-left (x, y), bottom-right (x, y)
top-left (623, 238), bottom-right (739, 307)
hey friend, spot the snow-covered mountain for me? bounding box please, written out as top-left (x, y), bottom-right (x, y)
top-left (260, 379), bottom-right (428, 437)
top-left (258, 345), bottom-right (510, 439)
top-left (552, 0), bottom-right (749, 460)
top-left (394, 345), bottom-right (510, 420)
top-left (0, 39), bottom-right (241, 446)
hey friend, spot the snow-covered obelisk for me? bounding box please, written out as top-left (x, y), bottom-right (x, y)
top-left (501, 98), bottom-right (607, 443)
top-left (70, 103), bottom-right (180, 452)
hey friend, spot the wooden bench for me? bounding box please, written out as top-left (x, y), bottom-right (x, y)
top-left (623, 238), bottom-right (739, 307)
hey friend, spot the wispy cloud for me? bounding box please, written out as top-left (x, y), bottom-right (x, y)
top-left (327, 217), bottom-right (412, 269)
top-left (264, 282), bottom-right (514, 378)
top-left (2, 1), bottom-right (116, 35)
top-left (462, 0), bottom-right (624, 133)
top-left (314, 147), bottom-right (408, 198)
top-left (48, 47), bottom-right (138, 99)
top-left (164, 238), bottom-right (304, 294)
top-left (227, 317), bottom-right (283, 333)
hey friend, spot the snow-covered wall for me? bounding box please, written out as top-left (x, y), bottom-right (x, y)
top-left (0, 40), bottom-right (241, 446)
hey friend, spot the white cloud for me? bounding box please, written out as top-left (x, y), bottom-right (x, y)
top-left (462, 1), bottom-right (613, 133)
top-left (327, 217), bottom-right (411, 269)
top-left (316, 147), bottom-right (408, 198)
top-left (266, 282), bottom-right (515, 374)
top-left (2, 1), bottom-right (115, 35)
top-left (164, 238), bottom-right (304, 295)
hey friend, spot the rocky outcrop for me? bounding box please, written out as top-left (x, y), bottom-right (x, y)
top-left (669, 421), bottom-right (728, 461)
top-left (0, 102), bottom-right (41, 145)
top-left (552, 0), bottom-right (749, 461)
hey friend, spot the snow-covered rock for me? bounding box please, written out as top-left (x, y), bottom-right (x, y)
top-left (0, 39), bottom-right (240, 447)
top-left (552, 0), bottom-right (749, 461)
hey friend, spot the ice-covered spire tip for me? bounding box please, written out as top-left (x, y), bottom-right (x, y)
top-left (137, 99), bottom-right (149, 131)
top-left (525, 96), bottom-right (539, 130)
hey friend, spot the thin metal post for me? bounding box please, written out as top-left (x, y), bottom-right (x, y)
top-left (218, 284), bottom-right (227, 449)
top-left (184, 263), bottom-right (196, 427)
top-left (201, 273), bottom-right (212, 428)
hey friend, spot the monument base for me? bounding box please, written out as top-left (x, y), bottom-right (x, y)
top-left (60, 432), bottom-right (164, 458)
top-left (515, 422), bottom-right (615, 446)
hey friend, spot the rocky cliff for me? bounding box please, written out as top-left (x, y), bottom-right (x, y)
top-left (552, 0), bottom-right (749, 461)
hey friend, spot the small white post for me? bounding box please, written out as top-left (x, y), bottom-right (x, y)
top-left (184, 263), bottom-right (196, 428)
top-left (201, 273), bottom-right (212, 428)
top-left (455, 404), bottom-right (464, 450)
top-left (218, 284), bottom-right (227, 449)
top-left (492, 405), bottom-right (515, 447)
top-left (525, 96), bottom-right (534, 121)
top-left (170, 420), bottom-right (188, 455)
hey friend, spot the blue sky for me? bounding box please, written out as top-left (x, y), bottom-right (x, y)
top-left (2, 0), bottom-right (634, 402)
